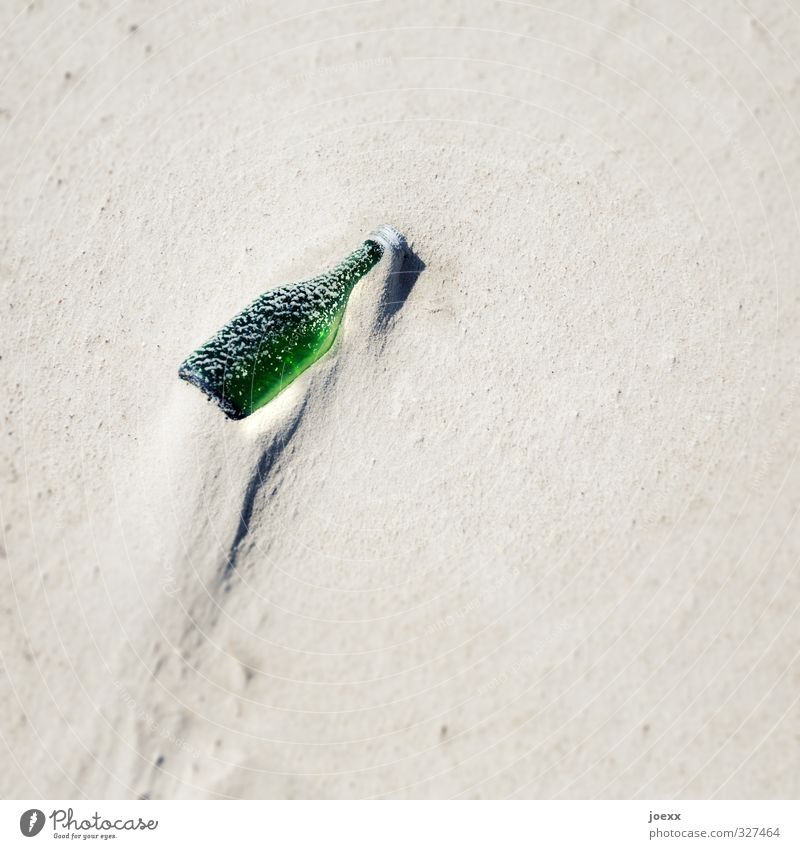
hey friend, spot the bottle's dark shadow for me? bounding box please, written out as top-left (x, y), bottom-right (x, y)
top-left (378, 245), bottom-right (426, 328)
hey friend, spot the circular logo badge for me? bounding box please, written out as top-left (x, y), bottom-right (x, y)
top-left (19, 809), bottom-right (45, 837)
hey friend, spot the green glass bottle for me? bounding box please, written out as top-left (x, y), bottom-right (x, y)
top-left (179, 225), bottom-right (406, 419)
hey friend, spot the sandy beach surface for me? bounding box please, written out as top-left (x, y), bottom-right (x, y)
top-left (1, 0), bottom-right (799, 798)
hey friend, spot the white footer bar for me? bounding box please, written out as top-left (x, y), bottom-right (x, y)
top-left (3, 800), bottom-right (797, 848)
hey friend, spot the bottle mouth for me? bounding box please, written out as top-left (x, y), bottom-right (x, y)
top-left (178, 362), bottom-right (247, 420)
top-left (368, 224), bottom-right (408, 257)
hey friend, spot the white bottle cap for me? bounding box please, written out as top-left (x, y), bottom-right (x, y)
top-left (368, 224), bottom-right (408, 257)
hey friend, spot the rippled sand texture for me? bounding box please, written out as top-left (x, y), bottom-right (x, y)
top-left (1, 0), bottom-right (799, 798)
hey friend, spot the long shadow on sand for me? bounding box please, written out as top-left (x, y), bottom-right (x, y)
top-left (221, 399), bottom-right (307, 583)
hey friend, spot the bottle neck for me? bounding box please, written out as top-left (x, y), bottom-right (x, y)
top-left (327, 238), bottom-right (383, 296)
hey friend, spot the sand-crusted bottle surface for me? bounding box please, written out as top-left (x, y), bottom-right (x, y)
top-left (179, 238), bottom-right (384, 419)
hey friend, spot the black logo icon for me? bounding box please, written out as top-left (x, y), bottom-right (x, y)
top-left (19, 809), bottom-right (45, 837)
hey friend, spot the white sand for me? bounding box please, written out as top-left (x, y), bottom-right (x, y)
top-left (1, 0), bottom-right (799, 799)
